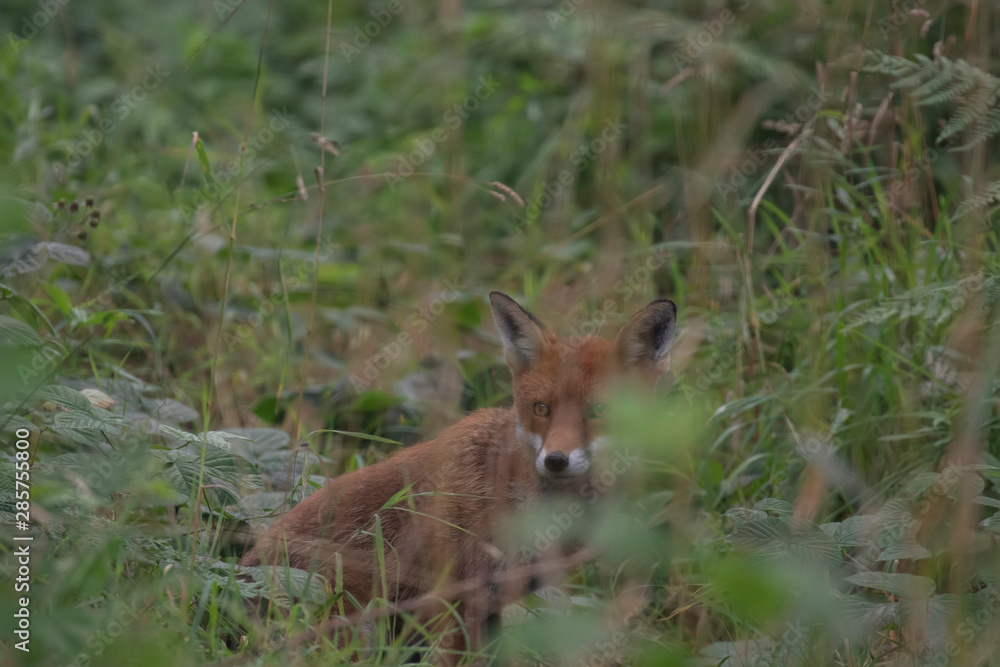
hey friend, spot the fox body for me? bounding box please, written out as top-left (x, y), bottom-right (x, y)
top-left (240, 291), bottom-right (677, 660)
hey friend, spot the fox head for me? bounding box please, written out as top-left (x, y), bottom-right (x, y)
top-left (489, 291), bottom-right (678, 486)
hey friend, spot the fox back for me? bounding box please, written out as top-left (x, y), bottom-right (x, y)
top-left (240, 291), bottom-right (678, 661)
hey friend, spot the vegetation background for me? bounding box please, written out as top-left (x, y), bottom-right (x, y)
top-left (1, 0), bottom-right (999, 664)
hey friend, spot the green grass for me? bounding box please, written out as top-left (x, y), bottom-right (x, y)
top-left (1, 0), bottom-right (1000, 665)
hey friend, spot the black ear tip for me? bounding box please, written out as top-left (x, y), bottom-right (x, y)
top-left (489, 291), bottom-right (512, 304)
top-left (648, 298), bottom-right (677, 317)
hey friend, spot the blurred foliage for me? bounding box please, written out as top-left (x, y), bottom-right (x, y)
top-left (2, 0), bottom-right (1000, 665)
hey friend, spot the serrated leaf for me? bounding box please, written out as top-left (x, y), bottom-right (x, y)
top-left (51, 408), bottom-right (125, 436)
top-left (33, 385), bottom-right (91, 412)
top-left (0, 243), bottom-right (45, 278)
top-left (37, 242), bottom-right (90, 266)
top-left (238, 565), bottom-right (330, 606)
top-left (753, 498), bottom-right (793, 517)
top-left (946, 471), bottom-right (985, 500)
top-left (846, 571), bottom-right (935, 597)
top-left (733, 517), bottom-right (842, 568)
top-left (839, 595), bottom-right (898, 631)
top-left (142, 397), bottom-right (198, 424)
top-left (875, 497), bottom-right (914, 526)
top-left (159, 423), bottom-right (197, 445)
top-left (240, 491), bottom-right (295, 515)
top-left (877, 540), bottom-right (933, 561)
top-left (832, 514), bottom-right (881, 548)
top-left (0, 314), bottom-right (42, 347)
top-left (904, 472), bottom-right (940, 498)
top-left (818, 521), bottom-right (839, 537)
top-left (0, 414), bottom-right (37, 433)
top-left (724, 506), bottom-right (768, 527)
top-left (220, 427), bottom-right (290, 452)
top-left (154, 442), bottom-right (262, 506)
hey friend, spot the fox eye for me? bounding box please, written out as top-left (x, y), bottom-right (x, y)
top-left (587, 403), bottom-right (605, 419)
top-left (533, 402), bottom-right (550, 417)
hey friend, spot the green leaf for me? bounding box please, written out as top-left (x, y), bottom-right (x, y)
top-left (159, 424), bottom-right (197, 445)
top-left (238, 565), bottom-right (330, 606)
top-left (195, 137), bottom-right (215, 189)
top-left (903, 472), bottom-right (940, 498)
top-left (51, 408), bottom-right (126, 436)
top-left (160, 425), bottom-right (251, 450)
top-left (142, 397), bottom-right (199, 424)
top-left (724, 506), bottom-right (767, 527)
top-left (972, 496), bottom-right (1000, 509)
top-left (252, 395), bottom-right (281, 422)
top-left (43, 282), bottom-right (73, 316)
top-left (839, 595), bottom-right (898, 631)
top-left (0, 314), bottom-right (42, 347)
top-left (753, 498), bottom-right (793, 517)
top-left (877, 540), bottom-right (933, 561)
top-left (831, 514), bottom-right (882, 548)
top-left (154, 443), bottom-right (262, 506)
top-left (220, 427), bottom-right (290, 451)
top-left (0, 414), bottom-right (37, 433)
top-left (33, 385), bottom-right (92, 412)
top-left (946, 471), bottom-right (985, 500)
top-left (846, 571), bottom-right (935, 598)
top-left (733, 517), bottom-right (842, 568)
top-left (39, 242), bottom-right (90, 266)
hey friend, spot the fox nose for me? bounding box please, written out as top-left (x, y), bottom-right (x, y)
top-left (544, 452), bottom-right (569, 473)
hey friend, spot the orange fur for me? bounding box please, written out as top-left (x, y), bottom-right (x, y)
top-left (240, 292), bottom-right (678, 662)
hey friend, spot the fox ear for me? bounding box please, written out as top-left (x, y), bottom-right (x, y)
top-left (614, 298), bottom-right (677, 374)
top-left (489, 291), bottom-right (548, 373)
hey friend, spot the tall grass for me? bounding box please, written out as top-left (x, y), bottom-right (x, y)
top-left (1, 0), bottom-right (999, 665)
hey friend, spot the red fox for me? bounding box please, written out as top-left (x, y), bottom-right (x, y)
top-left (240, 291), bottom-right (677, 662)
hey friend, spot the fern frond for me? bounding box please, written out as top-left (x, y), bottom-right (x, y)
top-left (918, 69), bottom-right (976, 106)
top-left (954, 182), bottom-right (1000, 218)
top-left (940, 82), bottom-right (993, 146)
top-left (865, 50), bottom-right (1000, 151)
